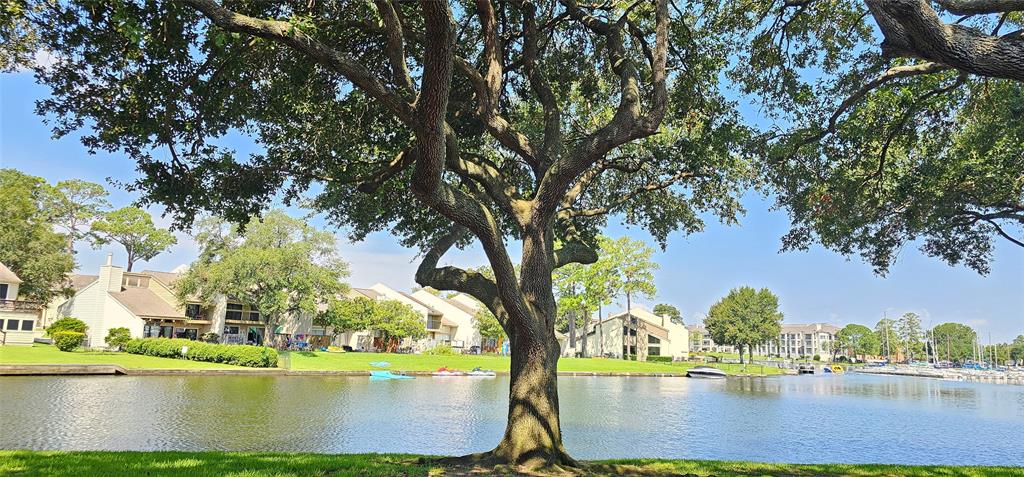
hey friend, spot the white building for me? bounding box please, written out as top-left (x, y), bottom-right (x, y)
top-left (583, 307), bottom-right (689, 360)
top-left (688, 322), bottom-right (839, 359)
top-left (0, 261), bottom-right (44, 346)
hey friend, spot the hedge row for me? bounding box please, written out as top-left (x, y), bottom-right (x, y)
top-left (123, 338), bottom-right (278, 368)
top-left (646, 355), bottom-right (673, 363)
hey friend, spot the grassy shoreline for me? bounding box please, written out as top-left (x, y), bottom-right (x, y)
top-left (0, 451), bottom-right (1016, 476)
top-left (0, 345), bottom-right (784, 376)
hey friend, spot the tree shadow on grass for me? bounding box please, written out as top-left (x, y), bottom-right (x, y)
top-left (0, 452), bottom-right (1014, 477)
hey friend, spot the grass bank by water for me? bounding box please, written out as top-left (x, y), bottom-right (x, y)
top-left (285, 350), bottom-right (783, 375)
top-left (0, 344), bottom-right (784, 375)
top-left (0, 451), bottom-right (1016, 476)
top-left (0, 344), bottom-right (244, 369)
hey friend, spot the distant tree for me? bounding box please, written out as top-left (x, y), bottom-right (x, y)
top-left (0, 169), bottom-right (74, 302)
top-left (653, 304), bottom-right (682, 323)
top-left (704, 287), bottom-right (783, 364)
top-left (1011, 336), bottom-right (1024, 366)
top-left (603, 237), bottom-right (658, 359)
top-left (897, 312), bottom-right (924, 362)
top-left (370, 299), bottom-right (427, 352)
top-left (46, 179), bottom-right (109, 253)
top-left (317, 296), bottom-right (376, 343)
top-left (834, 324), bottom-right (880, 362)
top-left (178, 210), bottom-right (350, 347)
top-left (91, 207), bottom-right (176, 271)
top-left (874, 317), bottom-right (905, 362)
top-left (473, 308), bottom-right (506, 345)
top-left (932, 322), bottom-right (978, 364)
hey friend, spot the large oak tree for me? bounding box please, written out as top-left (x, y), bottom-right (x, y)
top-left (5, 0), bottom-right (1020, 469)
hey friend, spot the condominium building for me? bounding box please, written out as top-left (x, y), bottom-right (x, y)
top-left (0, 261), bottom-right (44, 345)
top-left (686, 322), bottom-right (839, 358)
top-left (583, 307), bottom-right (689, 360)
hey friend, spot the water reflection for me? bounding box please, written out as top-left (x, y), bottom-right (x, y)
top-left (1, 374), bottom-right (1021, 465)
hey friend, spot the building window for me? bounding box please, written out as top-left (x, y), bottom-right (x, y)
top-left (224, 326), bottom-right (240, 335)
top-left (0, 284), bottom-right (8, 300)
top-left (427, 317), bottom-right (441, 329)
top-left (185, 303), bottom-right (202, 319)
top-left (247, 309), bottom-right (261, 322)
top-left (174, 328), bottom-right (198, 340)
top-left (226, 303), bottom-right (243, 320)
top-left (247, 326), bottom-right (264, 346)
top-left (20, 320), bottom-right (33, 331)
top-left (4, 320), bottom-right (17, 330)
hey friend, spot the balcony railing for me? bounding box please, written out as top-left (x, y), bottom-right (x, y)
top-left (0, 299), bottom-right (42, 312)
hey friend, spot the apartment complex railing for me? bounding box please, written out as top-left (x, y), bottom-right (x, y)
top-left (0, 299), bottom-right (43, 312)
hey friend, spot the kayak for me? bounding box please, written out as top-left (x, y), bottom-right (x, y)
top-left (370, 371), bottom-right (413, 380)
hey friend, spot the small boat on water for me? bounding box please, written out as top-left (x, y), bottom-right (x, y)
top-left (369, 371), bottom-right (414, 381)
top-left (798, 364), bottom-right (816, 374)
top-left (686, 366), bottom-right (727, 379)
top-left (466, 367), bottom-right (496, 377)
top-left (432, 367), bottom-right (465, 376)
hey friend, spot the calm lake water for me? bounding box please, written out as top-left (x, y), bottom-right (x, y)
top-left (1, 373), bottom-right (1022, 465)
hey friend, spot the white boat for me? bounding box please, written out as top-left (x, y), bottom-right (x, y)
top-left (466, 369), bottom-right (496, 377)
top-left (686, 366), bottom-right (727, 379)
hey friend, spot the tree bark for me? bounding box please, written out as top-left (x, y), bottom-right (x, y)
top-left (489, 313), bottom-right (574, 468)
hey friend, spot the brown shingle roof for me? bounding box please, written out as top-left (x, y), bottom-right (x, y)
top-left (70, 274), bottom-right (99, 291)
top-left (110, 288), bottom-right (184, 319)
top-left (0, 262), bottom-right (22, 283)
top-left (350, 288), bottom-right (381, 299)
top-left (142, 270), bottom-right (183, 287)
top-left (444, 296), bottom-right (478, 316)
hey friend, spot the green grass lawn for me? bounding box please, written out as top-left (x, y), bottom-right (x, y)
top-left (0, 344), bottom-right (246, 370)
top-left (0, 451), bottom-right (1016, 477)
top-left (0, 344), bottom-right (783, 375)
top-left (284, 351), bottom-right (783, 375)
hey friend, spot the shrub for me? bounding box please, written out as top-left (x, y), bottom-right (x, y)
top-left (201, 332), bottom-right (220, 343)
top-left (46, 317), bottom-right (87, 336)
top-left (52, 331), bottom-right (85, 351)
top-left (123, 338), bottom-right (278, 367)
top-left (624, 354), bottom-right (637, 361)
top-left (813, 354), bottom-right (822, 362)
top-left (423, 344), bottom-right (457, 356)
top-left (835, 355), bottom-right (850, 363)
top-left (104, 327), bottom-right (131, 350)
top-left (647, 355), bottom-right (673, 363)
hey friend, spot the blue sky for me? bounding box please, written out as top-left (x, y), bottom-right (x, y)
top-left (2, 71), bottom-right (1022, 342)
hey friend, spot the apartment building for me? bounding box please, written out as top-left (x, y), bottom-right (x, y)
top-left (583, 307), bottom-right (689, 360)
top-left (752, 323), bottom-right (839, 358)
top-left (688, 321), bottom-right (839, 358)
top-left (44, 255), bottom-right (297, 348)
top-left (0, 261), bottom-right (44, 345)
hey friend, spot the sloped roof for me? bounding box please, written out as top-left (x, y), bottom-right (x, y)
top-left (142, 270), bottom-right (183, 287)
top-left (351, 288), bottom-right (382, 299)
top-left (399, 291), bottom-right (443, 315)
top-left (110, 288), bottom-right (184, 319)
top-left (70, 274), bottom-right (99, 291)
top-left (444, 296), bottom-right (478, 316)
top-left (0, 262), bottom-right (22, 283)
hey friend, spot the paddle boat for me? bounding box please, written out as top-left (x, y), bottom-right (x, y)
top-left (432, 366), bottom-right (465, 376)
top-left (686, 366), bottom-right (727, 379)
top-left (369, 370), bottom-right (414, 381)
top-left (466, 367), bottom-right (496, 377)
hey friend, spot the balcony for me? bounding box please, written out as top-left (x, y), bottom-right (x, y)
top-left (0, 300), bottom-right (42, 312)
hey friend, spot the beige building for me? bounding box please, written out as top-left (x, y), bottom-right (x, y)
top-left (0, 262), bottom-right (44, 345)
top-left (583, 307), bottom-right (689, 360)
top-left (45, 255), bottom-right (296, 348)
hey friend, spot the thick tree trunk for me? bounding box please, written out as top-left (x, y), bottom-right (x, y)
top-left (580, 307), bottom-right (588, 358)
top-left (488, 318), bottom-right (574, 468)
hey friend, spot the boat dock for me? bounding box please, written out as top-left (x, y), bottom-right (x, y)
top-left (853, 365), bottom-right (1024, 385)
